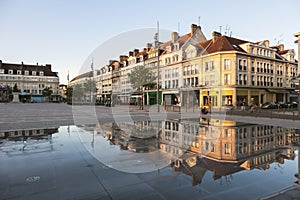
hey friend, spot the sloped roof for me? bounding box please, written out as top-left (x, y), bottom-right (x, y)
top-left (161, 33), bottom-right (192, 55)
top-left (0, 62), bottom-right (58, 77)
top-left (70, 71), bottom-right (92, 82)
top-left (198, 36), bottom-right (249, 55)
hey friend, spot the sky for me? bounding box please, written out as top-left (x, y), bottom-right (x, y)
top-left (1, 0), bottom-right (300, 84)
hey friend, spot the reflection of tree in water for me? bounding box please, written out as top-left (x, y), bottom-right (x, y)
top-left (104, 121), bottom-right (161, 153)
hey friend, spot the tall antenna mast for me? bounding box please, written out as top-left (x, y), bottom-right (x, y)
top-left (198, 16), bottom-right (201, 26)
top-left (178, 21), bottom-right (180, 33)
top-left (219, 26), bottom-right (222, 33)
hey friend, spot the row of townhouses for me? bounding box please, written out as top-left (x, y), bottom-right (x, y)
top-left (0, 60), bottom-right (60, 102)
top-left (70, 24), bottom-right (298, 108)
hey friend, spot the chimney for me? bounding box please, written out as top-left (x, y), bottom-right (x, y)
top-left (45, 64), bottom-right (51, 71)
top-left (119, 55), bottom-right (127, 62)
top-left (109, 60), bottom-right (114, 65)
top-left (172, 32), bottom-right (179, 43)
top-left (37, 62), bottom-right (39, 66)
top-left (264, 40), bottom-right (270, 48)
top-left (0, 60), bottom-right (2, 67)
top-left (133, 49), bottom-right (139, 56)
top-left (278, 44), bottom-right (284, 51)
top-left (129, 51), bottom-right (134, 57)
top-left (146, 43), bottom-right (152, 49)
top-left (212, 31), bottom-right (222, 42)
top-left (190, 24), bottom-right (198, 35)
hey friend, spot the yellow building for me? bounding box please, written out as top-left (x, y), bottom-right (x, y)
top-left (181, 32), bottom-right (297, 108)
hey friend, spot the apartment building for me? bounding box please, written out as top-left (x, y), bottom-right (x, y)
top-left (177, 32), bottom-right (298, 108)
top-left (0, 60), bottom-right (59, 100)
top-left (69, 23), bottom-right (297, 108)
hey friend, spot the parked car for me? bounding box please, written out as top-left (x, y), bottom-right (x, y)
top-left (287, 101), bottom-right (298, 108)
top-left (261, 102), bottom-right (276, 109)
top-left (276, 101), bottom-right (288, 108)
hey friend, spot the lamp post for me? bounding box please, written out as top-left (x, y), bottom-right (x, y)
top-left (154, 21), bottom-right (160, 112)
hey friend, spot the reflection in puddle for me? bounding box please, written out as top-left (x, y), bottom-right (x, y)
top-left (0, 121), bottom-right (299, 199)
top-left (77, 118), bottom-right (300, 186)
top-left (0, 127), bottom-right (58, 156)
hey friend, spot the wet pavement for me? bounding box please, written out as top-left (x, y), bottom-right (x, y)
top-left (1, 103), bottom-right (300, 200)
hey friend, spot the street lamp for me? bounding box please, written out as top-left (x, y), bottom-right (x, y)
top-left (154, 21), bottom-right (160, 112)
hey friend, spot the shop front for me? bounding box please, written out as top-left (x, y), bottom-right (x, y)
top-left (181, 89), bottom-right (199, 109)
top-left (144, 91), bottom-right (162, 106)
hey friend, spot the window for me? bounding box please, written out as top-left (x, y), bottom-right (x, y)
top-left (238, 60), bottom-right (242, 70)
top-left (17, 70), bottom-right (22, 75)
top-left (251, 61), bottom-right (255, 72)
top-left (243, 60), bottom-right (247, 71)
top-left (224, 74), bottom-right (230, 85)
top-left (8, 70), bottom-right (13, 74)
top-left (252, 75), bottom-right (255, 85)
top-left (25, 70), bottom-right (29, 75)
top-left (224, 143), bottom-right (231, 154)
top-left (224, 59), bottom-right (231, 70)
top-left (0, 69), bottom-right (4, 74)
top-left (239, 74), bottom-right (243, 85)
top-left (205, 61), bottom-right (215, 71)
top-left (205, 62), bottom-right (209, 71)
top-left (32, 71), bottom-right (36, 76)
top-left (243, 74), bottom-right (247, 85)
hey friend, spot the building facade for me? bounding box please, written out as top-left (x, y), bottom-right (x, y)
top-left (0, 60), bottom-right (59, 101)
top-left (68, 24), bottom-right (298, 108)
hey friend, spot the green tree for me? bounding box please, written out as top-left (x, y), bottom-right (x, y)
top-left (66, 87), bottom-right (73, 104)
top-left (128, 65), bottom-right (157, 109)
top-left (43, 87), bottom-right (53, 102)
top-left (83, 79), bottom-right (97, 103)
top-left (72, 84), bottom-right (84, 103)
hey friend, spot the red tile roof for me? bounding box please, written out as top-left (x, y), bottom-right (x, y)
top-left (198, 36), bottom-right (249, 55)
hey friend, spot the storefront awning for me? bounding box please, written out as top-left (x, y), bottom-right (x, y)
top-left (267, 89), bottom-right (289, 93)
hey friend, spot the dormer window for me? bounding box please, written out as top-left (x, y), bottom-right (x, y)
top-left (8, 70), bottom-right (13, 74)
top-left (25, 70), bottom-right (29, 75)
top-left (17, 70), bottom-right (22, 75)
top-left (174, 44), bottom-right (179, 51)
top-left (166, 46), bottom-right (171, 52)
top-left (32, 71), bottom-right (36, 76)
top-left (0, 69), bottom-right (4, 74)
top-left (40, 71), bottom-right (44, 76)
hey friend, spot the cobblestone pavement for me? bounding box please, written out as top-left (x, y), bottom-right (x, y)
top-left (1, 103), bottom-right (300, 130)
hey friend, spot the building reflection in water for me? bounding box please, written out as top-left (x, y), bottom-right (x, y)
top-left (0, 127), bottom-right (58, 156)
top-left (79, 118), bottom-right (300, 185)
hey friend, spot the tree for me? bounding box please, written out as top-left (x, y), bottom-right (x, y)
top-left (83, 79), bottom-right (97, 103)
top-left (66, 87), bottom-right (73, 104)
top-left (128, 65), bottom-right (157, 109)
top-left (72, 84), bottom-right (84, 103)
top-left (43, 87), bottom-right (53, 102)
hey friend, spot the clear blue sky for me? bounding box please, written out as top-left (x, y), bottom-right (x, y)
top-left (1, 0), bottom-right (299, 84)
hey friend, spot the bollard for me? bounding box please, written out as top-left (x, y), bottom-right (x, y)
top-left (293, 111), bottom-right (295, 121)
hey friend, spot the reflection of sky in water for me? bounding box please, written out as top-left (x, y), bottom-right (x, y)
top-left (0, 123), bottom-right (299, 200)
